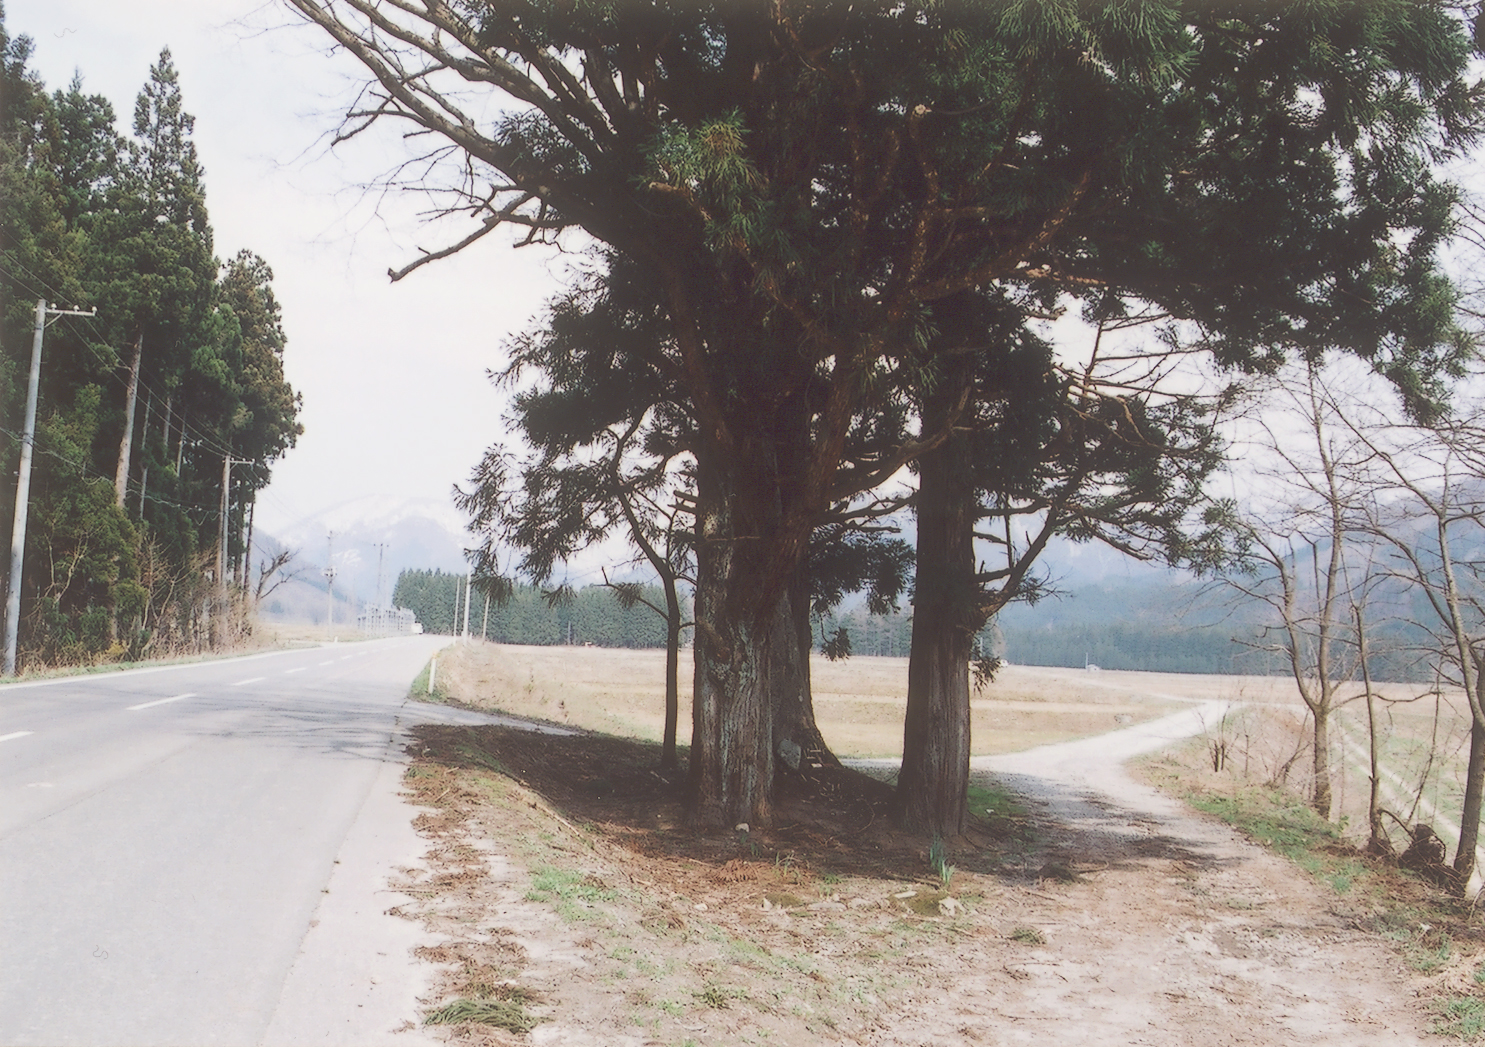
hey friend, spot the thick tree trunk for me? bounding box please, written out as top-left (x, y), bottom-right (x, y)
top-left (687, 534), bottom-right (781, 827)
top-left (114, 332), bottom-right (143, 508)
top-left (686, 463), bottom-right (783, 828)
top-left (897, 361), bottom-right (977, 837)
top-left (686, 510), bottom-right (835, 819)
top-left (684, 356), bottom-right (834, 826)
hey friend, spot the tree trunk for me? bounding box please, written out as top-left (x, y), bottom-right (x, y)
top-left (772, 563), bottom-right (838, 774)
top-left (686, 459), bottom-right (792, 829)
top-left (1357, 605), bottom-right (1386, 854)
top-left (661, 573), bottom-right (682, 771)
top-left (897, 359), bottom-right (977, 837)
top-left (241, 496), bottom-right (255, 594)
top-left (1455, 713), bottom-right (1485, 892)
top-left (114, 332), bottom-right (143, 508)
top-left (687, 544), bottom-right (779, 828)
top-left (1311, 710), bottom-right (1333, 821)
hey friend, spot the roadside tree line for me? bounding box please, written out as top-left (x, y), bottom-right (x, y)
top-left (0, 20), bottom-right (301, 670)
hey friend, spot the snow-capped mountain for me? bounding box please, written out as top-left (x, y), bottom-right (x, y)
top-left (257, 494), bottom-right (471, 612)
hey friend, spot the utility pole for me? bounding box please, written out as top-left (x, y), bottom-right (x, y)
top-left (114, 331), bottom-right (142, 508)
top-left (218, 454), bottom-right (249, 597)
top-left (373, 542), bottom-right (388, 608)
top-left (324, 531), bottom-right (337, 631)
top-left (5, 300), bottom-right (95, 677)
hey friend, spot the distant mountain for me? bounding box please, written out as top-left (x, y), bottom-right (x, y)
top-left (255, 495), bottom-right (470, 614)
top-left (1012, 534), bottom-right (1182, 590)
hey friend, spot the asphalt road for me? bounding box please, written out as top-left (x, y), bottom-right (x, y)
top-left (0, 635), bottom-right (499, 1047)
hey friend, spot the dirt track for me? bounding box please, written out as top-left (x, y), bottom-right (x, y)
top-left (967, 702), bottom-right (1435, 1045)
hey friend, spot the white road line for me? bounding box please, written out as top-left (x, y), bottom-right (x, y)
top-left (233, 677), bottom-right (266, 686)
top-left (318, 661), bottom-right (335, 667)
top-left (284, 668), bottom-right (306, 675)
top-left (340, 656), bottom-right (352, 661)
top-left (126, 693), bottom-right (196, 712)
top-left (0, 730), bottom-right (34, 743)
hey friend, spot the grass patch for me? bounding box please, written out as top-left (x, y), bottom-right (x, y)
top-left (409, 649), bottom-right (455, 704)
top-left (694, 982), bottom-right (748, 1009)
top-left (1434, 996), bottom-right (1485, 1040)
top-left (1404, 928), bottom-right (1454, 974)
top-left (968, 781), bottom-right (1024, 819)
top-left (1009, 926), bottom-right (1045, 945)
top-left (1183, 786), bottom-right (1341, 863)
top-left (525, 864), bottom-right (616, 921)
top-left (969, 781), bottom-right (1034, 844)
top-left (424, 988), bottom-right (541, 1033)
top-left (1182, 785), bottom-right (1371, 895)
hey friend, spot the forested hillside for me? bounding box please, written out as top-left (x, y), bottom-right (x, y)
top-left (0, 15), bottom-right (300, 670)
top-left (392, 569), bottom-right (686, 649)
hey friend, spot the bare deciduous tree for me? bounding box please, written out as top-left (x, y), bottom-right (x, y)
top-left (1223, 363), bottom-right (1376, 820)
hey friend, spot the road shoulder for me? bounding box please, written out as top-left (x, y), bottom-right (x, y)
top-left (261, 735), bottom-right (442, 1047)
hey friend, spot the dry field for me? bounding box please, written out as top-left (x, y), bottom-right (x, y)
top-left (426, 640), bottom-right (1318, 757)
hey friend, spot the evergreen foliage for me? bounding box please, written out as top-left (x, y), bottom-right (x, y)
top-left (0, 13), bottom-right (301, 669)
top-left (288, 0), bottom-right (1483, 830)
top-left (391, 569), bottom-right (687, 648)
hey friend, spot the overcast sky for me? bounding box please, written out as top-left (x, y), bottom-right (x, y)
top-left (5, 0), bottom-right (570, 537)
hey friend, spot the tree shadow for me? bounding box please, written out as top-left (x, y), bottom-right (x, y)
top-left (984, 769), bottom-right (1242, 874)
top-left (406, 722), bottom-right (1229, 884)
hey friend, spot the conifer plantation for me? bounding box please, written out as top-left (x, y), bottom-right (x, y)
top-left (0, 17), bottom-right (301, 669)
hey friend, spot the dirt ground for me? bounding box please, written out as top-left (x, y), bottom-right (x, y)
top-left (392, 686), bottom-right (1467, 1045)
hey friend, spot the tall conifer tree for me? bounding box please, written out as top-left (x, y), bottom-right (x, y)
top-left (289, 0), bottom-right (1482, 828)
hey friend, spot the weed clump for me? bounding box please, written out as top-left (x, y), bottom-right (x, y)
top-left (1433, 995), bottom-right (1485, 1040)
top-left (424, 986), bottom-right (542, 1033)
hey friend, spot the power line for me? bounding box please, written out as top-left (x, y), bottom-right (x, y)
top-left (0, 424), bottom-right (223, 522)
top-left (1, 252), bottom-right (261, 462)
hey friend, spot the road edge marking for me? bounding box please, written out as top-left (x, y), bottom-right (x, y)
top-left (126, 693), bottom-right (197, 711)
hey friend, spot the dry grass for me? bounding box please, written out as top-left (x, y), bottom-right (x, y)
top-left (251, 619), bottom-right (377, 647)
top-left (424, 640), bottom-right (1329, 757)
